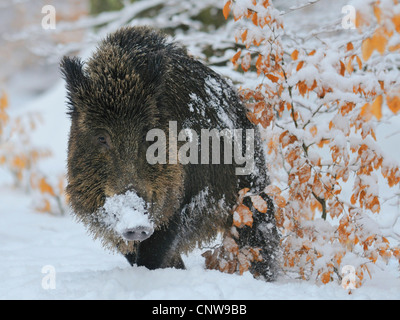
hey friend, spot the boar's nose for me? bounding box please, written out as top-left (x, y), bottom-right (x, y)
top-left (122, 226), bottom-right (154, 242)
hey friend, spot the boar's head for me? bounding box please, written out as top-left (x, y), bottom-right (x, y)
top-left (60, 29), bottom-right (184, 252)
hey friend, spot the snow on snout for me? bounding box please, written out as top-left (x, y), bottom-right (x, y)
top-left (99, 190), bottom-right (154, 237)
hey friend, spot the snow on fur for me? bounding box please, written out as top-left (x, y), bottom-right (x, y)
top-left (98, 190), bottom-right (153, 236)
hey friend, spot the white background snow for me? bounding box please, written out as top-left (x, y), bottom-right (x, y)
top-left (1, 0), bottom-right (400, 300)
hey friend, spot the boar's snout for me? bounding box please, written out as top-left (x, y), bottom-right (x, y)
top-left (122, 226), bottom-right (154, 242)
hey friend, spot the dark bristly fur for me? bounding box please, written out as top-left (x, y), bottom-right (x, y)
top-left (61, 26), bottom-right (279, 280)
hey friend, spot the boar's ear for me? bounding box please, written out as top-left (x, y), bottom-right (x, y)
top-left (60, 56), bottom-right (87, 91)
top-left (140, 52), bottom-right (166, 90)
top-left (60, 56), bottom-right (88, 115)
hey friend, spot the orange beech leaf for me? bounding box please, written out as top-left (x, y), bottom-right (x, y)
top-left (264, 185), bottom-right (282, 196)
top-left (369, 196), bottom-right (380, 213)
top-left (279, 130), bottom-right (297, 148)
top-left (262, 0), bottom-right (270, 8)
top-left (371, 30), bottom-right (388, 54)
top-left (241, 52), bottom-right (251, 72)
top-left (346, 58), bottom-right (353, 74)
top-left (267, 137), bottom-right (278, 155)
top-left (0, 92), bottom-right (9, 125)
top-left (223, 236), bottom-right (239, 254)
top-left (355, 55), bottom-right (362, 69)
top-left (223, 1), bottom-right (231, 20)
top-left (266, 74), bottom-right (279, 83)
top-left (310, 79), bottom-right (317, 91)
top-left (346, 42), bottom-right (354, 51)
top-left (238, 187), bottom-right (250, 203)
top-left (291, 49), bottom-right (299, 61)
top-left (39, 177), bottom-right (55, 196)
top-left (231, 49), bottom-right (241, 66)
top-left (0, 92), bottom-right (8, 111)
top-left (298, 165), bottom-right (311, 184)
top-left (371, 95), bottom-right (383, 120)
top-left (297, 81), bottom-right (308, 96)
top-left (251, 195), bottom-right (268, 213)
top-left (310, 199), bottom-right (322, 214)
top-left (241, 29), bottom-right (248, 43)
top-left (387, 94), bottom-right (400, 114)
top-left (360, 96), bottom-right (383, 121)
top-left (362, 38), bottom-right (374, 61)
top-left (356, 10), bottom-right (368, 28)
top-left (392, 14), bottom-right (400, 33)
top-left (361, 28), bottom-right (389, 60)
top-left (252, 12), bottom-right (258, 26)
top-left (238, 252), bottom-right (252, 274)
top-left (12, 155), bottom-right (27, 170)
top-left (373, 5), bottom-right (382, 23)
top-left (310, 126), bottom-right (318, 137)
top-left (255, 54), bottom-right (263, 74)
top-left (233, 204), bottom-right (253, 227)
top-left (296, 61), bottom-right (304, 72)
top-left (202, 250), bottom-right (220, 271)
top-left (317, 139), bottom-right (330, 148)
top-left (341, 102), bottom-right (355, 115)
top-left (253, 36), bottom-right (264, 47)
top-left (340, 60), bottom-right (346, 76)
top-left (360, 102), bottom-right (372, 121)
top-left (393, 247), bottom-right (400, 261)
top-left (334, 252), bottom-right (343, 266)
top-left (320, 272), bottom-right (331, 284)
top-left (369, 251), bottom-right (378, 263)
top-left (382, 236), bottom-right (390, 244)
top-left (312, 175), bottom-right (324, 197)
top-left (308, 49), bottom-right (316, 56)
top-left (350, 193), bottom-right (357, 205)
top-left (246, 112), bottom-right (260, 125)
top-left (274, 194), bottom-right (287, 208)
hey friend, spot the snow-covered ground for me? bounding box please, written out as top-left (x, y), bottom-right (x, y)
top-left (1, 185), bottom-right (399, 300)
top-left (1, 82), bottom-right (399, 300)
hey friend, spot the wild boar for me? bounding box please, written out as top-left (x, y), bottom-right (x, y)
top-left (61, 26), bottom-right (279, 279)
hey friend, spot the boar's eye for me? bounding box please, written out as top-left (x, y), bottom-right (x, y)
top-left (98, 136), bottom-right (107, 145)
top-left (93, 131), bottom-right (111, 149)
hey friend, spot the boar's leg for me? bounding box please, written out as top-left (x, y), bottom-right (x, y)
top-left (135, 229), bottom-right (185, 270)
top-left (124, 252), bottom-right (137, 266)
top-left (124, 212), bottom-right (185, 270)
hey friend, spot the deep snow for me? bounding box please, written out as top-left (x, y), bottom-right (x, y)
top-left (1, 81), bottom-right (399, 300)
